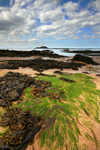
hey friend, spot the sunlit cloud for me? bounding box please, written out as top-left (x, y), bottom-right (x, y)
top-left (0, 0), bottom-right (100, 48)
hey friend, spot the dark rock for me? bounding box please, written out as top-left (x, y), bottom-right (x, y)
top-left (0, 72), bottom-right (53, 107)
top-left (59, 78), bottom-right (76, 83)
top-left (6, 89), bottom-right (19, 101)
top-left (96, 74), bottom-right (100, 76)
top-left (67, 50), bottom-right (100, 56)
top-left (0, 107), bottom-right (41, 150)
top-left (0, 49), bottom-right (64, 58)
top-left (72, 54), bottom-right (99, 65)
top-left (35, 46), bottom-right (48, 49)
top-left (82, 72), bottom-right (90, 74)
top-left (35, 72), bottom-right (56, 77)
top-left (53, 70), bottom-right (63, 74)
top-left (0, 58), bottom-right (86, 71)
top-left (62, 48), bottom-right (69, 52)
top-left (0, 72), bottom-right (35, 107)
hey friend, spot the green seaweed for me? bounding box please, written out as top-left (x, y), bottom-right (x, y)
top-left (10, 73), bottom-right (100, 150)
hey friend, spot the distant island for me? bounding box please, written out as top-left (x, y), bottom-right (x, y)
top-left (35, 46), bottom-right (48, 49)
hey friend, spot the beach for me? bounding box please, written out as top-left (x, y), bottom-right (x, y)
top-left (0, 54), bottom-right (100, 150)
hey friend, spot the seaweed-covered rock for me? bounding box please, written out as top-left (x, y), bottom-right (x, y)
top-left (0, 49), bottom-right (64, 58)
top-left (72, 54), bottom-right (99, 65)
top-left (60, 77), bottom-right (76, 83)
top-left (0, 107), bottom-right (41, 150)
top-left (0, 72), bottom-right (53, 107)
top-left (0, 72), bottom-right (35, 107)
top-left (0, 58), bottom-right (86, 71)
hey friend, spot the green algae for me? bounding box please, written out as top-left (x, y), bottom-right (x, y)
top-left (8, 73), bottom-right (100, 149)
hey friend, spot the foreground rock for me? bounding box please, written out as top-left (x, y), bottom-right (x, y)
top-left (0, 72), bottom-right (35, 107)
top-left (0, 72), bottom-right (54, 107)
top-left (72, 54), bottom-right (99, 65)
top-left (0, 58), bottom-right (86, 71)
top-left (0, 107), bottom-right (41, 150)
top-left (0, 72), bottom-right (65, 150)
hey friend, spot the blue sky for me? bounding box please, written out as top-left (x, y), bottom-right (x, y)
top-left (0, 0), bottom-right (100, 49)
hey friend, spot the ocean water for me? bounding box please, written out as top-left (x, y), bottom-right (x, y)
top-left (9, 48), bottom-right (100, 57)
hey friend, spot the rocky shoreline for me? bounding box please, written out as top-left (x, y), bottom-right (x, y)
top-left (63, 49), bottom-right (100, 56)
top-left (0, 54), bottom-right (100, 150)
top-left (0, 49), bottom-right (65, 58)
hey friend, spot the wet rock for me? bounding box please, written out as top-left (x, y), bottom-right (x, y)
top-left (62, 48), bottom-right (69, 52)
top-left (35, 72), bottom-right (48, 76)
top-left (59, 77), bottom-right (76, 83)
top-left (72, 54), bottom-right (99, 65)
top-left (31, 85), bottom-right (46, 98)
top-left (0, 72), bottom-right (35, 107)
top-left (82, 72), bottom-right (90, 74)
top-left (31, 80), bottom-right (52, 99)
top-left (53, 70), bottom-right (64, 74)
top-left (0, 107), bottom-right (41, 150)
top-left (34, 80), bottom-right (51, 88)
top-left (31, 83), bottom-right (64, 103)
top-left (6, 89), bottom-right (19, 101)
top-left (0, 58), bottom-right (86, 71)
top-left (96, 74), bottom-right (100, 76)
top-left (67, 50), bottom-right (100, 56)
top-left (35, 72), bottom-right (56, 77)
top-left (0, 141), bottom-right (10, 150)
top-left (0, 49), bottom-right (64, 58)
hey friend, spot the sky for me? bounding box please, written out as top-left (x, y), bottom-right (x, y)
top-left (0, 0), bottom-right (100, 49)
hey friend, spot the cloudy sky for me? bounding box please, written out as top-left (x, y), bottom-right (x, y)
top-left (0, 0), bottom-right (100, 49)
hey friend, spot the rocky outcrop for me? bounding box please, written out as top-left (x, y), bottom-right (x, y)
top-left (0, 49), bottom-right (62, 58)
top-left (62, 48), bottom-right (69, 52)
top-left (0, 58), bottom-right (86, 71)
top-left (35, 46), bottom-right (48, 49)
top-left (72, 54), bottom-right (99, 65)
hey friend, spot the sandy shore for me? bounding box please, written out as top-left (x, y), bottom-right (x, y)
top-left (0, 55), bottom-right (100, 150)
top-left (0, 56), bottom-right (100, 89)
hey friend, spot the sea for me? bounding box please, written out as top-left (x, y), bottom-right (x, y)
top-left (9, 48), bottom-right (100, 57)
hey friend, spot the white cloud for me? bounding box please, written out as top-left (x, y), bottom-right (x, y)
top-left (28, 38), bottom-right (38, 42)
top-left (67, 9), bottom-right (90, 19)
top-left (82, 34), bottom-right (91, 39)
top-left (33, 0), bottom-right (61, 10)
top-left (0, 0), bottom-right (37, 37)
top-left (89, 0), bottom-right (100, 12)
top-left (39, 6), bottom-right (64, 23)
top-left (10, 0), bottom-right (14, 6)
top-left (77, 30), bottom-right (83, 33)
top-left (81, 12), bottom-right (100, 27)
top-left (35, 0), bottom-right (100, 40)
top-left (0, 0), bottom-right (100, 48)
top-left (63, 1), bottom-right (79, 12)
